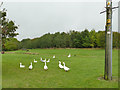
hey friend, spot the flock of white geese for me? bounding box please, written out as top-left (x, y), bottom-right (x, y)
top-left (20, 54), bottom-right (71, 72)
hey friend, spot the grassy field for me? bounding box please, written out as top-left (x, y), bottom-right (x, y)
top-left (2, 48), bottom-right (118, 88)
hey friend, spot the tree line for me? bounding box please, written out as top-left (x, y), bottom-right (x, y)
top-left (3, 29), bottom-right (119, 51)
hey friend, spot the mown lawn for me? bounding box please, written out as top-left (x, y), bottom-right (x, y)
top-left (2, 49), bottom-right (118, 88)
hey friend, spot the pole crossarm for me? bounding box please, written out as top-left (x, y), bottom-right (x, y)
top-left (100, 10), bottom-right (107, 14)
top-left (111, 6), bottom-right (119, 9)
top-left (100, 6), bottom-right (119, 14)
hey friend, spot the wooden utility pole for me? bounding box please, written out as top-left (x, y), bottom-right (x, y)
top-left (105, 0), bottom-right (112, 80)
top-left (100, 0), bottom-right (119, 80)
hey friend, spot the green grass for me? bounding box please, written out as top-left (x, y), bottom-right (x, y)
top-left (2, 48), bottom-right (118, 88)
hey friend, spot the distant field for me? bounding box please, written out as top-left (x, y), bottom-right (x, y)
top-left (2, 49), bottom-right (118, 88)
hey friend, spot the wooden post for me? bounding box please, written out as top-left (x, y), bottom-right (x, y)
top-left (104, 0), bottom-right (112, 80)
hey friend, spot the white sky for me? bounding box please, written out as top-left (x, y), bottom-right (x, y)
top-left (1, 0), bottom-right (119, 41)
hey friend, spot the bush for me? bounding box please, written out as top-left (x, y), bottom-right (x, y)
top-left (4, 38), bottom-right (19, 51)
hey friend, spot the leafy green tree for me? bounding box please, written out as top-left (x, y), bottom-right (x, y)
top-left (0, 7), bottom-right (19, 51)
top-left (52, 32), bottom-right (61, 48)
top-left (69, 30), bottom-right (81, 48)
top-left (20, 38), bottom-right (32, 49)
top-left (4, 38), bottom-right (19, 51)
top-left (96, 31), bottom-right (105, 48)
top-left (64, 33), bottom-right (71, 48)
top-left (81, 29), bottom-right (90, 48)
top-left (89, 29), bottom-right (97, 48)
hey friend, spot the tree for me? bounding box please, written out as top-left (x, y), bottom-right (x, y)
top-left (96, 31), bottom-right (105, 48)
top-left (89, 29), bottom-right (97, 48)
top-left (20, 38), bottom-right (32, 49)
top-left (69, 30), bottom-right (81, 48)
top-left (5, 38), bottom-right (19, 51)
top-left (81, 29), bottom-right (90, 48)
top-left (0, 5), bottom-right (19, 52)
top-left (52, 32), bottom-right (61, 48)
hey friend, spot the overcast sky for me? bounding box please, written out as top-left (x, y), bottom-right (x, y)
top-left (1, 0), bottom-right (119, 41)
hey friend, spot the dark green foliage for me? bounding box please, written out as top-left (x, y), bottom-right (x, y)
top-left (18, 30), bottom-right (119, 50)
top-left (3, 29), bottom-right (119, 51)
top-left (4, 38), bottom-right (19, 51)
top-left (89, 29), bottom-right (97, 48)
top-left (81, 29), bottom-right (90, 48)
top-left (96, 31), bottom-right (105, 48)
top-left (20, 38), bottom-right (32, 49)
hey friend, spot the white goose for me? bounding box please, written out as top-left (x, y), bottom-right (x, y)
top-left (44, 61), bottom-right (48, 70)
top-left (41, 58), bottom-right (46, 62)
top-left (68, 54), bottom-right (71, 58)
top-left (40, 57), bottom-right (43, 62)
top-left (29, 62), bottom-right (33, 70)
top-left (63, 62), bottom-right (70, 72)
top-left (46, 59), bottom-right (50, 62)
top-left (34, 59), bottom-right (37, 63)
top-left (53, 55), bottom-right (55, 59)
top-left (59, 61), bottom-right (64, 69)
top-left (20, 62), bottom-right (25, 68)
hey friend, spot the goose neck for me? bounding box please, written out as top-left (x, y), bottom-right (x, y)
top-left (45, 62), bottom-right (46, 66)
top-left (63, 63), bottom-right (65, 67)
